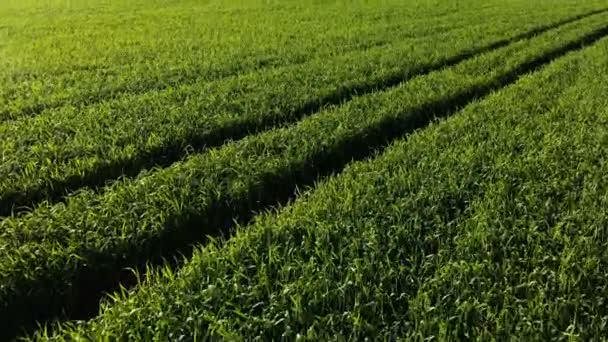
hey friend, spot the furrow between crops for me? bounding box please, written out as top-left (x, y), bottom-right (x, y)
top-left (2, 19), bottom-right (608, 340)
top-left (2, 10), bottom-right (608, 218)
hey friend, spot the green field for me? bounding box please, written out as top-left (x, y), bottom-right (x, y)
top-left (2, 0), bottom-right (608, 340)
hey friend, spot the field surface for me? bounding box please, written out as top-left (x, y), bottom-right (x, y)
top-left (2, 0), bottom-right (608, 340)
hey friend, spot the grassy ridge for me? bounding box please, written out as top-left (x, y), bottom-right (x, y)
top-left (2, 10), bottom-right (608, 216)
top-left (2, 15), bottom-right (608, 338)
top-left (40, 34), bottom-right (608, 341)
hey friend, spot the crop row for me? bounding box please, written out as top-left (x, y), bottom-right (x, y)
top-left (0, 0), bottom-right (550, 119)
top-left (36, 31), bottom-right (608, 341)
top-left (2, 16), bottom-right (608, 339)
top-left (2, 10), bottom-right (608, 217)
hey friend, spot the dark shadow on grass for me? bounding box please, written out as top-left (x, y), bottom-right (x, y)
top-left (5, 20), bottom-right (608, 341)
top-left (2, 7), bottom-right (608, 218)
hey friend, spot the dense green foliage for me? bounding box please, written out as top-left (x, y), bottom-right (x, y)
top-left (1, 3), bottom-right (604, 216)
top-left (0, 0), bottom-right (599, 118)
top-left (1, 0), bottom-right (608, 340)
top-left (42, 34), bottom-right (608, 341)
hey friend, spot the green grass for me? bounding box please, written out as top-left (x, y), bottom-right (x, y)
top-left (2, 4), bottom-right (605, 216)
top-left (3, 4), bottom-right (608, 338)
top-left (2, 0), bottom-right (608, 340)
top-left (0, 2), bottom-right (528, 119)
top-left (0, 0), bottom-right (601, 119)
top-left (38, 30), bottom-right (608, 341)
